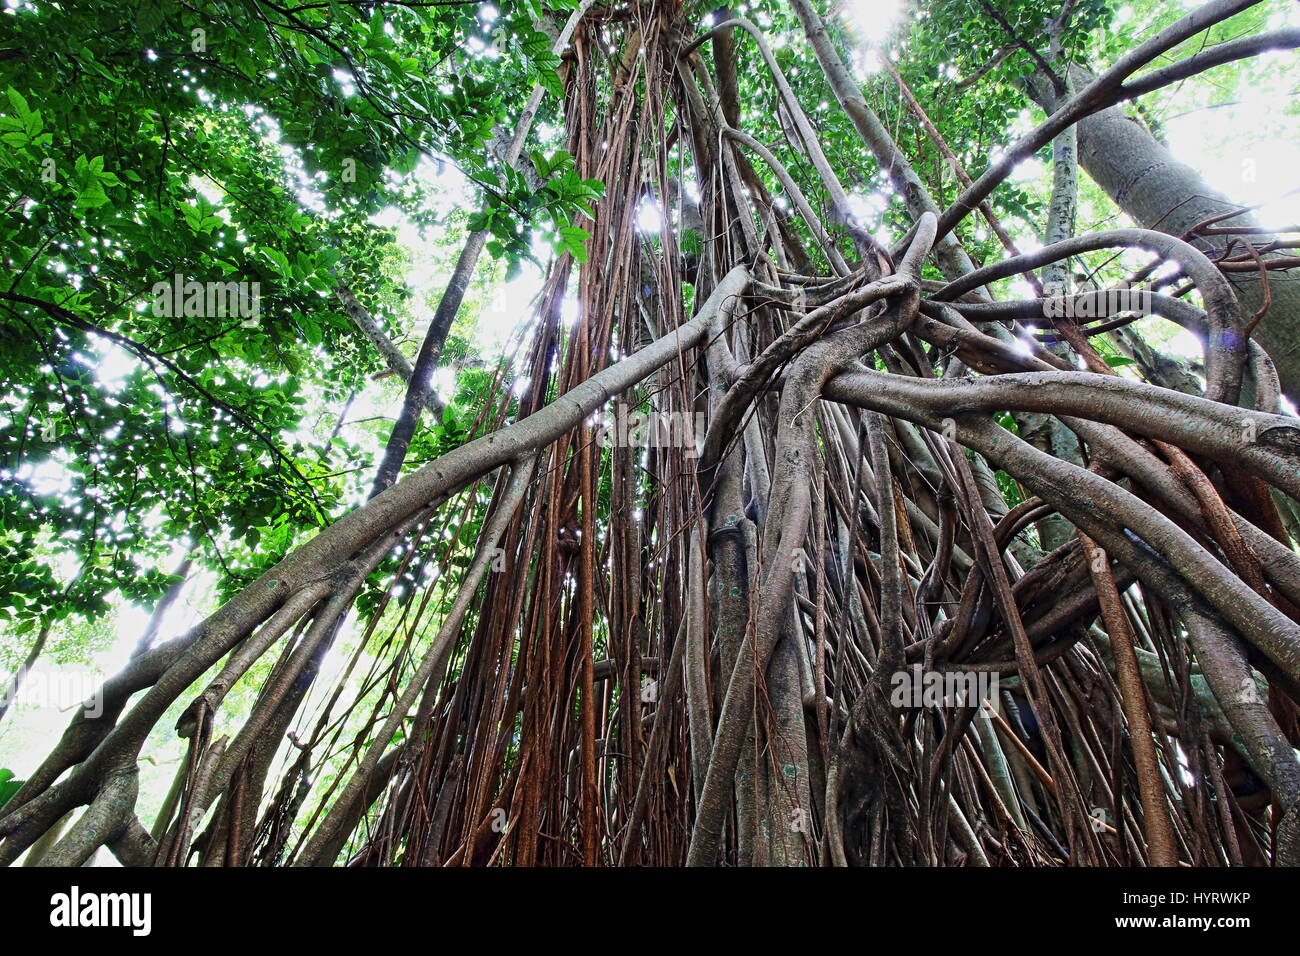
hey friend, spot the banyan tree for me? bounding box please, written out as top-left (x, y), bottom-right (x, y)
top-left (1, 0), bottom-right (1299, 867)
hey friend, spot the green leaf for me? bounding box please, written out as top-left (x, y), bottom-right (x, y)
top-left (262, 247), bottom-right (292, 276)
top-left (6, 86), bottom-right (30, 119)
top-left (557, 224), bottom-right (591, 262)
top-left (0, 769), bottom-right (23, 811)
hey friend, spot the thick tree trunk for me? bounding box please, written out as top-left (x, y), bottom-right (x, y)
top-left (1027, 66), bottom-right (1300, 400)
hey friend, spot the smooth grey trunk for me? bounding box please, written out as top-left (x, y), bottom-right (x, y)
top-left (0, 621), bottom-right (50, 726)
top-left (334, 284), bottom-right (444, 418)
top-left (368, 2), bottom-right (593, 496)
top-left (1022, 79), bottom-right (1082, 555)
top-left (131, 551), bottom-right (194, 659)
top-left (1026, 64), bottom-right (1300, 400)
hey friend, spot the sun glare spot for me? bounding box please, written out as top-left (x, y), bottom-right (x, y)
top-left (637, 198), bottom-right (663, 234)
top-left (843, 0), bottom-right (902, 44)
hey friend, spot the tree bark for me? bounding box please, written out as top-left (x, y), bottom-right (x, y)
top-left (1026, 64), bottom-right (1300, 400)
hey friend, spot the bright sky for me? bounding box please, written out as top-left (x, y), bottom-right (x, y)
top-left (844, 0), bottom-right (903, 43)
